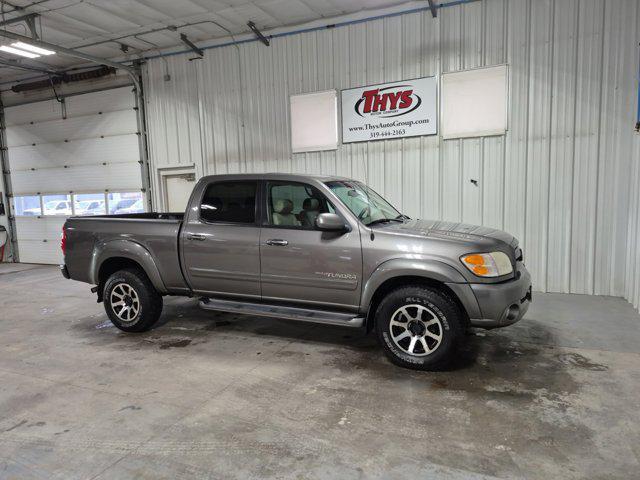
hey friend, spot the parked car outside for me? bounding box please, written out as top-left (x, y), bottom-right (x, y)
top-left (76, 200), bottom-right (106, 216)
top-left (113, 198), bottom-right (144, 215)
top-left (24, 200), bottom-right (72, 216)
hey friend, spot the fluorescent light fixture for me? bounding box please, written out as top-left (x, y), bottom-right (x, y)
top-left (0, 45), bottom-right (40, 58)
top-left (11, 42), bottom-right (55, 56)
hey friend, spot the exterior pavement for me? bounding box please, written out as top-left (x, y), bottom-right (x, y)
top-left (0, 264), bottom-right (639, 479)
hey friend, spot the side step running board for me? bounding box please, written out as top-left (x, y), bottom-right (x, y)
top-left (199, 297), bottom-right (365, 328)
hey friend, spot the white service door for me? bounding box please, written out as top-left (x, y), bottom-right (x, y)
top-left (164, 174), bottom-right (196, 212)
top-left (4, 86), bottom-right (144, 264)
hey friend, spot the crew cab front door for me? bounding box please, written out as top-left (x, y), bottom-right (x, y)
top-left (181, 180), bottom-right (261, 298)
top-left (259, 181), bottom-right (362, 311)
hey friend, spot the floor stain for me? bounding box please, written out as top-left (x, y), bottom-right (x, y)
top-left (159, 339), bottom-right (192, 349)
top-left (119, 405), bottom-right (142, 412)
top-left (4, 420), bottom-right (27, 432)
top-left (557, 352), bottom-right (608, 371)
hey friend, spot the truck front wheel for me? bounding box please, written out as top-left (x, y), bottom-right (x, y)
top-left (103, 268), bottom-right (163, 332)
top-left (375, 285), bottom-right (463, 370)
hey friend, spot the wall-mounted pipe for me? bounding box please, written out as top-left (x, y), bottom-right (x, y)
top-left (0, 0), bottom-right (479, 87)
top-left (636, 42), bottom-right (639, 132)
top-left (140, 0), bottom-right (480, 62)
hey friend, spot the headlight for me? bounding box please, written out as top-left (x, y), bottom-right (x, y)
top-left (460, 252), bottom-right (513, 277)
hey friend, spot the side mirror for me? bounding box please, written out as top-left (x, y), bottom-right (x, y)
top-left (316, 213), bottom-right (347, 232)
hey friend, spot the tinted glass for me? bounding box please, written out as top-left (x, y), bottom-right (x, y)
top-left (201, 181), bottom-right (257, 224)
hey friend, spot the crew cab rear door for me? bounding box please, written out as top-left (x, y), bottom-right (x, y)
top-left (259, 180), bottom-right (363, 311)
top-left (180, 179), bottom-right (261, 298)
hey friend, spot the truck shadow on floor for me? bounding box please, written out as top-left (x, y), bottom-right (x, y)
top-left (74, 297), bottom-right (607, 378)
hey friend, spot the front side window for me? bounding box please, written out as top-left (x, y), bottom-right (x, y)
top-left (200, 181), bottom-right (257, 224)
top-left (267, 182), bottom-right (331, 229)
top-left (326, 181), bottom-right (401, 226)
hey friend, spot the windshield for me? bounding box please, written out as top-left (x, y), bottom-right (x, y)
top-left (326, 180), bottom-right (402, 226)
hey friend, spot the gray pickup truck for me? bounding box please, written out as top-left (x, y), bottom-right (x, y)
top-left (61, 173), bottom-right (531, 370)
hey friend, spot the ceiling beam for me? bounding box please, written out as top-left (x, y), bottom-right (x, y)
top-left (0, 57), bottom-right (60, 75)
top-left (0, 59), bottom-right (59, 74)
top-left (0, 29), bottom-right (139, 86)
top-left (0, 12), bottom-right (39, 29)
top-left (427, 0), bottom-right (438, 18)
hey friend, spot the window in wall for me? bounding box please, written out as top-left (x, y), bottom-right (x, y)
top-left (290, 90), bottom-right (338, 153)
top-left (267, 182), bottom-right (331, 229)
top-left (108, 192), bottom-right (145, 215)
top-left (13, 195), bottom-right (42, 216)
top-left (42, 194), bottom-right (72, 216)
top-left (200, 181), bottom-right (257, 224)
top-left (74, 193), bottom-right (106, 216)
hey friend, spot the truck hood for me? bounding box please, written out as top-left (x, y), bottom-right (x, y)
top-left (377, 219), bottom-right (518, 247)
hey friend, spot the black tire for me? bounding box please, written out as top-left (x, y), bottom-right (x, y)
top-left (375, 285), bottom-right (463, 371)
top-left (103, 268), bottom-right (163, 332)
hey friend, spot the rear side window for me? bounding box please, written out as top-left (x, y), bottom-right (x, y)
top-left (200, 181), bottom-right (257, 224)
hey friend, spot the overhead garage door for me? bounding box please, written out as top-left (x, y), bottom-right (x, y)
top-left (4, 86), bottom-right (145, 264)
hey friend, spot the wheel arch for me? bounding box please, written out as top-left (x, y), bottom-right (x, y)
top-left (361, 258), bottom-right (473, 332)
top-left (91, 240), bottom-right (167, 298)
top-left (364, 275), bottom-right (471, 332)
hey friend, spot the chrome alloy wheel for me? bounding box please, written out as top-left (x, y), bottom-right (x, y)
top-left (389, 304), bottom-right (443, 356)
top-left (110, 283), bottom-right (141, 323)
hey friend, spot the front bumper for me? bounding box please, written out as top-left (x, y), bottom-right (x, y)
top-left (467, 263), bottom-right (532, 329)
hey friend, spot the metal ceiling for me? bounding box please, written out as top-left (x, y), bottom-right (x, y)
top-left (0, 0), bottom-right (416, 83)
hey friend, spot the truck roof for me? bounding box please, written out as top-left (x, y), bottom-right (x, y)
top-left (199, 173), bottom-right (354, 183)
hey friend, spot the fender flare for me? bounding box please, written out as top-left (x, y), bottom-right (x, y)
top-left (360, 257), bottom-right (468, 312)
top-left (90, 239), bottom-right (168, 294)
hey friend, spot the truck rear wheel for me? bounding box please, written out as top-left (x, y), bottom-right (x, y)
top-left (375, 285), bottom-right (463, 371)
top-left (103, 268), bottom-right (163, 332)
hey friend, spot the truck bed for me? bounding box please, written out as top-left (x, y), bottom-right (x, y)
top-left (64, 212), bottom-right (188, 291)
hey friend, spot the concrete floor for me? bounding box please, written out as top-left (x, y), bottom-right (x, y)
top-left (1, 264), bottom-right (639, 480)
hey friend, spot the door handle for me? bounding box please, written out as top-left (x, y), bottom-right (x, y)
top-left (265, 239), bottom-right (288, 246)
top-left (187, 234), bottom-right (206, 241)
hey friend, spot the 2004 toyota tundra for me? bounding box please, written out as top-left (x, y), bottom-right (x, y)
top-left (61, 174), bottom-right (531, 370)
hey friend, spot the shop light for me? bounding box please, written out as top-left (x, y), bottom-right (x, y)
top-left (11, 42), bottom-right (56, 56)
top-left (0, 45), bottom-right (40, 58)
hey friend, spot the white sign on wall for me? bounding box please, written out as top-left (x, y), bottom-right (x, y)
top-left (290, 90), bottom-right (338, 153)
top-left (441, 65), bottom-right (508, 139)
top-left (341, 76), bottom-right (437, 143)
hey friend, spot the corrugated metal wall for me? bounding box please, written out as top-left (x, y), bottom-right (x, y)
top-left (627, 134), bottom-right (640, 309)
top-left (143, 0), bottom-right (640, 301)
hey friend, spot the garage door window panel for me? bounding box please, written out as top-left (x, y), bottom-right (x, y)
top-left (108, 192), bottom-right (145, 215)
top-left (13, 195), bottom-right (42, 216)
top-left (74, 193), bottom-right (107, 216)
top-left (42, 195), bottom-right (72, 216)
